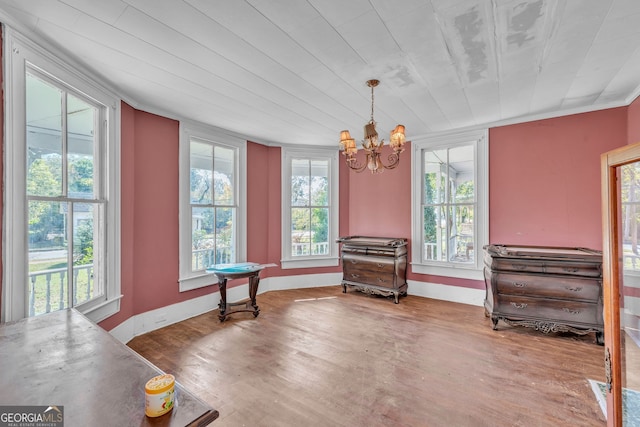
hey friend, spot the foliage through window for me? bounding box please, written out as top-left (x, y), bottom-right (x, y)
top-left (412, 130), bottom-right (487, 279)
top-left (290, 158), bottom-right (329, 257)
top-left (422, 144), bottom-right (476, 264)
top-left (25, 71), bottom-right (105, 316)
top-left (189, 139), bottom-right (237, 271)
top-left (179, 123), bottom-right (245, 291)
top-left (621, 162), bottom-right (640, 272)
top-left (281, 148), bottom-right (339, 269)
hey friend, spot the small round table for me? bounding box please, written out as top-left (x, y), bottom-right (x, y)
top-left (206, 263), bottom-right (265, 322)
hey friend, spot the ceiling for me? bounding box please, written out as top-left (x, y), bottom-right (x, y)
top-left (1, 0), bottom-right (639, 148)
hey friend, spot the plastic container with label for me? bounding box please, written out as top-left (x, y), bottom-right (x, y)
top-left (145, 374), bottom-right (175, 417)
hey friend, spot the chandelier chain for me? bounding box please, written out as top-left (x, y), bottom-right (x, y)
top-left (370, 83), bottom-right (375, 123)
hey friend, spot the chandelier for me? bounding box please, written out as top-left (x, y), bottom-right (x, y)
top-left (339, 79), bottom-right (406, 173)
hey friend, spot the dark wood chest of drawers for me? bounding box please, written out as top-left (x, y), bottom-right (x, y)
top-left (337, 236), bottom-right (408, 304)
top-left (483, 244), bottom-right (604, 344)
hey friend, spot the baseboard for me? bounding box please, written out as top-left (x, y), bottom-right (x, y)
top-left (263, 272), bottom-right (343, 291)
top-left (407, 279), bottom-right (485, 307)
top-left (109, 274), bottom-right (484, 343)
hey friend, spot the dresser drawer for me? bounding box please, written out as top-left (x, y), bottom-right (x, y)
top-left (343, 254), bottom-right (396, 288)
top-left (494, 272), bottom-right (601, 301)
top-left (342, 246), bottom-right (405, 258)
top-left (484, 253), bottom-right (601, 277)
top-left (343, 254), bottom-right (395, 273)
top-left (498, 296), bottom-right (599, 325)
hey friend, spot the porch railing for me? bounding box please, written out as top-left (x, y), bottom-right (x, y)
top-left (292, 242), bottom-right (329, 256)
top-left (28, 264), bottom-right (94, 316)
top-left (192, 247), bottom-right (233, 270)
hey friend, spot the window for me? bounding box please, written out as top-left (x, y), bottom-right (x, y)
top-left (621, 162), bottom-right (640, 276)
top-left (281, 148), bottom-right (339, 269)
top-left (4, 29), bottom-right (121, 323)
top-left (411, 130), bottom-right (488, 280)
top-left (179, 122), bottom-right (246, 291)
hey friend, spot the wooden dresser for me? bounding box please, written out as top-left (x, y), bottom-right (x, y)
top-left (337, 236), bottom-right (408, 304)
top-left (483, 244), bottom-right (604, 344)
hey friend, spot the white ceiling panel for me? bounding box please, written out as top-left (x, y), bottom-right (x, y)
top-left (1, 0), bottom-right (639, 146)
top-left (62, 0), bottom-right (128, 25)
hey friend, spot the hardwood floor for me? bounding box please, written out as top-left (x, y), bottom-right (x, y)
top-left (127, 286), bottom-right (606, 426)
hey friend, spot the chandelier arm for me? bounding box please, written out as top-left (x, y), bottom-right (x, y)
top-left (381, 152), bottom-right (401, 170)
top-left (346, 158), bottom-right (369, 173)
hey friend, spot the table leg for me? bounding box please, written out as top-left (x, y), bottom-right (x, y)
top-left (218, 278), bottom-right (228, 322)
top-left (249, 274), bottom-right (260, 317)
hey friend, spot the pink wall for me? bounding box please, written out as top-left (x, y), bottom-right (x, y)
top-left (100, 109), bottom-right (219, 329)
top-left (265, 146), bottom-right (283, 275)
top-left (628, 96), bottom-right (640, 144)
top-left (246, 142), bottom-right (270, 266)
top-left (345, 144), bottom-right (412, 240)
top-left (129, 111), bottom-right (216, 315)
top-left (489, 108), bottom-right (627, 250)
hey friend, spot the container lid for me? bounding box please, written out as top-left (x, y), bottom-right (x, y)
top-left (145, 374), bottom-right (175, 394)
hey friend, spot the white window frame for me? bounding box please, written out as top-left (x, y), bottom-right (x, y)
top-left (3, 27), bottom-right (121, 323)
top-left (178, 121), bottom-right (247, 292)
top-left (411, 129), bottom-right (489, 280)
top-left (281, 147), bottom-right (339, 269)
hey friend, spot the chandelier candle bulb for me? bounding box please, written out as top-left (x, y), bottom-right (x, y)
top-left (145, 374), bottom-right (175, 417)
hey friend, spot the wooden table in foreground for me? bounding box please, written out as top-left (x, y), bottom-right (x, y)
top-left (0, 309), bottom-right (219, 426)
top-left (207, 262), bottom-right (265, 322)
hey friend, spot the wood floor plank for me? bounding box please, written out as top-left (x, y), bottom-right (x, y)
top-left (127, 286), bottom-right (606, 426)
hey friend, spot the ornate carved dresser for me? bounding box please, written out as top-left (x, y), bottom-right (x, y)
top-left (483, 244), bottom-right (604, 344)
top-left (337, 236), bottom-right (408, 304)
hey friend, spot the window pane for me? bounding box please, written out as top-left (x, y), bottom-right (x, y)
top-left (67, 94), bottom-right (96, 199)
top-left (424, 205), bottom-right (450, 262)
top-left (26, 73), bottom-right (63, 197)
top-left (436, 206), bottom-right (448, 261)
top-left (28, 200), bottom-right (67, 316)
top-left (450, 145), bottom-right (475, 203)
top-left (215, 207), bottom-right (235, 264)
top-left (447, 205), bottom-right (474, 263)
top-left (191, 206), bottom-right (236, 271)
top-left (72, 202), bottom-right (103, 305)
top-left (452, 205), bottom-right (474, 263)
top-left (214, 146), bottom-right (234, 205)
top-left (310, 160), bottom-right (328, 206)
top-left (190, 141), bottom-right (213, 204)
top-left (291, 207), bottom-right (311, 256)
top-left (311, 207), bottom-right (329, 255)
top-left (423, 205), bottom-right (438, 261)
top-left (424, 149), bottom-right (446, 204)
top-left (192, 206), bottom-right (214, 270)
top-left (291, 159), bottom-right (310, 206)
top-left (621, 163), bottom-right (640, 271)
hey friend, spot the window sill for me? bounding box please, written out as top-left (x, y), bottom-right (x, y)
top-left (179, 273), bottom-right (219, 292)
top-left (81, 295), bottom-right (123, 323)
top-left (281, 257), bottom-right (339, 269)
top-left (411, 262), bottom-right (484, 281)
